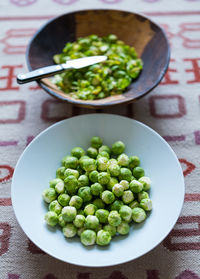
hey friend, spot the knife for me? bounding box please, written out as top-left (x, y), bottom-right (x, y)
top-left (17, 56), bottom-right (107, 84)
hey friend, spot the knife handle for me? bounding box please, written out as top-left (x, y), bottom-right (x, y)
top-left (16, 64), bottom-right (70, 84)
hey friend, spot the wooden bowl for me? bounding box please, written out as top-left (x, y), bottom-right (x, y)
top-left (26, 9), bottom-right (170, 108)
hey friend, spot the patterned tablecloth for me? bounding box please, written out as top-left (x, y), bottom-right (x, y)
top-left (0, 0), bottom-right (200, 278)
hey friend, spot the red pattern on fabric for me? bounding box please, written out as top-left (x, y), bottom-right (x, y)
top-left (179, 159), bottom-right (196, 176)
top-left (146, 270), bottom-right (160, 279)
top-left (179, 23), bottom-right (200, 48)
top-left (175, 270), bottom-right (200, 279)
top-left (0, 65), bottom-right (23, 90)
top-left (0, 198), bottom-right (12, 206)
top-left (0, 223), bottom-right (11, 256)
top-left (27, 239), bottom-right (45, 254)
top-left (0, 101), bottom-right (26, 124)
top-left (184, 58), bottom-right (200, 83)
top-left (0, 165), bottom-right (14, 182)
top-left (160, 59), bottom-right (179, 85)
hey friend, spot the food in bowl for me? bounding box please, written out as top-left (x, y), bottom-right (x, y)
top-left (42, 136), bottom-right (152, 247)
top-left (52, 34), bottom-right (143, 100)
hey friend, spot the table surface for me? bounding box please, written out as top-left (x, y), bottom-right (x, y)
top-left (0, 0), bottom-right (200, 278)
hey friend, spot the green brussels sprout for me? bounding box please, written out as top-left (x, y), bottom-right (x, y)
top-left (99, 145), bottom-right (111, 154)
top-left (77, 227), bottom-right (86, 237)
top-left (96, 230), bottom-right (111, 246)
top-left (85, 215), bottom-right (99, 229)
top-left (87, 147), bottom-right (98, 158)
top-left (63, 223), bottom-right (77, 238)
top-left (93, 198), bottom-right (105, 209)
top-left (112, 183), bottom-right (124, 197)
top-left (82, 158), bottom-right (97, 172)
top-left (57, 193), bottom-right (70, 207)
top-left (71, 147), bottom-right (85, 159)
top-left (98, 172), bottom-right (110, 185)
top-left (63, 156), bottom-right (79, 169)
top-left (56, 166), bottom-right (66, 179)
top-left (117, 221), bottom-right (130, 235)
top-left (69, 195), bottom-right (83, 209)
top-left (64, 168), bottom-right (79, 179)
top-left (78, 187), bottom-right (92, 202)
top-left (101, 190), bottom-right (115, 204)
top-left (55, 180), bottom-right (65, 194)
top-left (140, 198), bottom-right (152, 211)
top-left (79, 155), bottom-right (90, 168)
top-left (73, 214), bottom-right (86, 228)
top-left (138, 191), bottom-right (149, 202)
top-left (61, 155), bottom-right (70, 166)
top-left (58, 214), bottom-right (66, 227)
top-left (129, 180), bottom-right (143, 193)
top-left (42, 188), bottom-right (57, 203)
top-left (91, 182), bottom-right (103, 196)
top-left (129, 156), bottom-right (140, 169)
top-left (103, 224), bottom-right (117, 237)
top-left (97, 157), bottom-right (108, 171)
top-left (64, 175), bottom-right (78, 195)
top-left (119, 168), bottom-right (132, 182)
top-left (61, 206), bottom-right (77, 222)
top-left (111, 141), bottom-right (125, 155)
top-left (129, 200), bottom-right (140, 209)
top-left (78, 174), bottom-right (89, 187)
top-left (91, 136), bottom-right (103, 149)
top-left (49, 178), bottom-right (63, 188)
top-left (119, 180), bottom-right (129, 190)
top-left (107, 163), bottom-right (120, 177)
top-left (122, 190), bottom-right (134, 204)
top-left (84, 204), bottom-right (97, 216)
top-left (77, 165), bottom-right (84, 176)
top-left (107, 34), bottom-right (117, 42)
top-left (107, 177), bottom-right (118, 190)
top-left (94, 224), bottom-right (103, 233)
top-left (132, 167), bottom-right (145, 179)
top-left (132, 207), bottom-right (146, 223)
top-left (89, 170), bottom-right (99, 183)
top-left (80, 229), bottom-right (96, 246)
top-left (77, 209), bottom-right (85, 216)
top-left (138, 176), bottom-right (151, 191)
top-left (98, 151), bottom-right (110, 159)
top-left (44, 211), bottom-right (58, 226)
top-left (110, 200), bottom-right (124, 211)
top-left (117, 154), bottom-right (129, 167)
top-left (107, 159), bottom-right (118, 166)
top-left (49, 200), bottom-right (62, 215)
top-left (95, 209), bottom-right (109, 223)
top-left (119, 205), bottom-right (132, 222)
top-left (108, 210), bottom-right (121, 226)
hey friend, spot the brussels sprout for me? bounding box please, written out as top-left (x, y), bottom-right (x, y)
top-left (58, 214), bottom-right (66, 227)
top-left (97, 157), bottom-right (108, 171)
top-left (132, 207), bottom-right (146, 223)
top-left (111, 141), bottom-right (125, 155)
top-left (94, 224), bottom-right (103, 233)
top-left (91, 183), bottom-right (103, 196)
top-left (98, 151), bottom-right (110, 159)
top-left (63, 156), bottom-right (79, 169)
top-left (138, 191), bottom-right (149, 202)
top-left (93, 198), bottom-right (105, 209)
top-left (69, 195), bottom-right (83, 209)
top-left (107, 163), bottom-right (120, 177)
top-left (103, 224), bottom-right (117, 237)
top-left (120, 180), bottom-right (129, 190)
top-left (71, 147), bottom-right (85, 158)
top-left (78, 174), bottom-right (89, 187)
top-left (87, 147), bottom-right (98, 158)
top-left (95, 209), bottom-right (109, 223)
top-left (119, 205), bottom-right (132, 222)
top-left (85, 215), bottom-right (99, 229)
top-left (56, 167), bottom-right (66, 179)
top-left (54, 180), bottom-right (65, 194)
top-left (110, 200), bottom-right (124, 211)
top-left (73, 214), bottom-right (86, 228)
top-left (63, 223), bottom-right (77, 238)
top-left (42, 188), bottom-right (57, 203)
top-left (84, 204), bottom-right (97, 216)
top-left (91, 136), bottom-right (103, 149)
top-left (129, 180), bottom-right (143, 193)
top-left (89, 170), bottom-right (99, 183)
top-left (77, 227), bottom-right (86, 237)
top-left (49, 200), bottom-right (62, 215)
top-left (64, 175), bottom-right (78, 195)
top-left (80, 229), bottom-right (96, 246)
top-left (107, 177), bottom-right (118, 190)
top-left (96, 230), bottom-right (111, 246)
top-left (99, 145), bottom-right (111, 154)
top-left (98, 172), bottom-right (110, 185)
top-left (119, 168), bottom-right (132, 182)
top-left (133, 167), bottom-right (145, 179)
top-left (129, 156), bottom-right (140, 169)
top-left (82, 158), bottom-right (97, 172)
top-left (44, 211), bottom-right (58, 226)
top-left (140, 198), bottom-right (152, 211)
top-left (122, 190), bottom-right (134, 204)
top-left (64, 168), bottom-right (79, 179)
top-left (79, 155), bottom-right (90, 168)
top-left (101, 190), bottom-right (115, 204)
top-left (138, 176), bottom-right (151, 191)
top-left (78, 186), bottom-right (92, 202)
top-left (129, 200), bottom-right (139, 209)
top-left (117, 154), bottom-right (129, 167)
top-left (117, 221), bottom-right (130, 235)
top-left (112, 184), bottom-right (124, 197)
top-left (61, 206), bottom-right (77, 222)
top-left (108, 210), bottom-right (121, 226)
top-left (49, 178), bottom-right (63, 188)
top-left (57, 193), bottom-right (70, 207)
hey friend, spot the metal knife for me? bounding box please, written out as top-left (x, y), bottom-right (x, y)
top-left (17, 56), bottom-right (107, 84)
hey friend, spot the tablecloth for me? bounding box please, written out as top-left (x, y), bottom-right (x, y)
top-left (0, 0), bottom-right (200, 278)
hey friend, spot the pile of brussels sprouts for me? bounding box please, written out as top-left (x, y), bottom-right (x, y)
top-left (52, 34), bottom-right (143, 100)
top-left (43, 137), bottom-right (152, 246)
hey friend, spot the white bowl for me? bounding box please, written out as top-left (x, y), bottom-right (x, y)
top-left (11, 114), bottom-right (184, 267)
